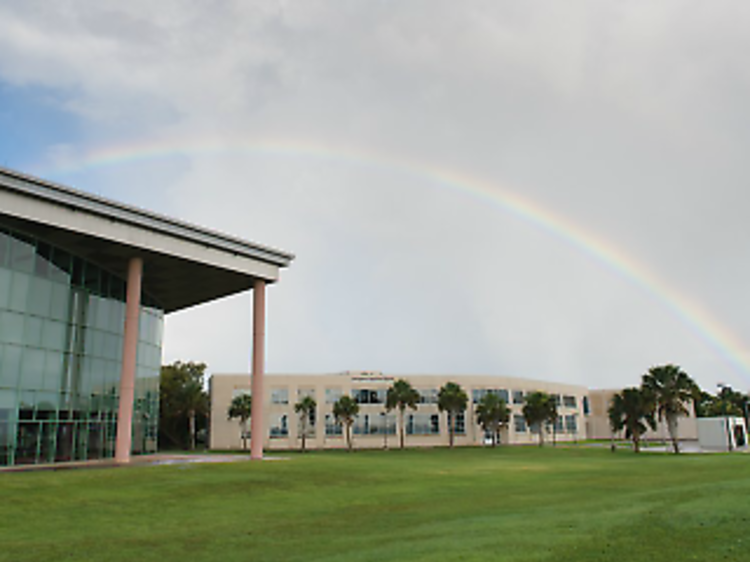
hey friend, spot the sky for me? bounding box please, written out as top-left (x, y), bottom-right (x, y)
top-left (1, 1), bottom-right (749, 392)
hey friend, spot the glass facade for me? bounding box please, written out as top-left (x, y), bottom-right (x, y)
top-left (0, 226), bottom-right (163, 466)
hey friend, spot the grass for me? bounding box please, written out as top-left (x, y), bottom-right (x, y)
top-left (1, 446), bottom-right (749, 561)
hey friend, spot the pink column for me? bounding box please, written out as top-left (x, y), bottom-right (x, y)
top-left (115, 257), bottom-right (143, 463)
top-left (250, 279), bottom-right (266, 460)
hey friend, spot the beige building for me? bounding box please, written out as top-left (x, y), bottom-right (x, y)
top-left (210, 371), bottom-right (589, 450)
top-left (586, 389), bottom-right (698, 441)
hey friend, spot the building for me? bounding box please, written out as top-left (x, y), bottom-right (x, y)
top-left (210, 371), bottom-right (589, 450)
top-left (585, 389), bottom-right (698, 442)
top-left (0, 166), bottom-right (293, 467)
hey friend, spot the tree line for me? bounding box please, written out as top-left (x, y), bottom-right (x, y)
top-left (607, 363), bottom-right (750, 454)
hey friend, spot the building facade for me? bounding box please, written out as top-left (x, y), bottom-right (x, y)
top-left (210, 371), bottom-right (590, 450)
top-left (0, 167), bottom-right (293, 467)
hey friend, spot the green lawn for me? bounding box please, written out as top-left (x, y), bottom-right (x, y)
top-left (1, 447), bottom-right (749, 561)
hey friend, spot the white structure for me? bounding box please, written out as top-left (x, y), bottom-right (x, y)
top-left (697, 417), bottom-right (748, 451)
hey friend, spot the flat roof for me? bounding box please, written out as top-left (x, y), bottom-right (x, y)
top-left (0, 166), bottom-right (295, 313)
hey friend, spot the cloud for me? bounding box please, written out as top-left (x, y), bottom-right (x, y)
top-left (2, 1), bottom-right (750, 390)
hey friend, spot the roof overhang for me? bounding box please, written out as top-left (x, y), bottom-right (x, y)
top-left (0, 167), bottom-right (294, 313)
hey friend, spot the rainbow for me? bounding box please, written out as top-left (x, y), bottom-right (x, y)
top-left (35, 136), bottom-right (750, 385)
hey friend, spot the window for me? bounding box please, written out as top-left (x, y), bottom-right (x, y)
top-left (407, 414), bottom-right (440, 435)
top-left (514, 415), bottom-right (527, 433)
top-left (325, 414), bottom-right (342, 436)
top-left (551, 394), bottom-right (561, 406)
top-left (563, 395), bottom-right (577, 409)
top-left (583, 396), bottom-right (590, 415)
top-left (512, 390), bottom-right (524, 404)
top-left (447, 412), bottom-right (465, 434)
top-left (565, 415), bottom-right (578, 434)
top-left (353, 414), bottom-right (370, 435)
top-left (297, 387), bottom-right (315, 400)
top-left (325, 388), bottom-right (342, 404)
top-left (269, 414), bottom-right (288, 438)
top-left (418, 388), bottom-right (438, 404)
top-left (553, 416), bottom-right (564, 432)
top-left (271, 388), bottom-right (288, 404)
top-left (473, 389), bottom-right (509, 404)
top-left (352, 388), bottom-right (386, 404)
top-left (372, 413), bottom-right (396, 435)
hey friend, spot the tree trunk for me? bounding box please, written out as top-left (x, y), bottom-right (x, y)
top-left (301, 417), bottom-right (307, 453)
top-left (346, 424), bottom-right (352, 451)
top-left (538, 424), bottom-right (545, 447)
top-left (633, 433), bottom-right (641, 453)
top-left (449, 413), bottom-right (455, 448)
top-left (399, 408), bottom-right (405, 449)
top-left (189, 410), bottom-right (196, 450)
top-left (241, 419), bottom-right (248, 450)
top-left (667, 415), bottom-right (680, 454)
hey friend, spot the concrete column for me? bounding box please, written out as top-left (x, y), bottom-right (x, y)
top-left (250, 279), bottom-right (266, 460)
top-left (115, 257), bottom-right (143, 463)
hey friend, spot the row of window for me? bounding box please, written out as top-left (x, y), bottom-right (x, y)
top-left (513, 414), bottom-right (579, 434)
top-left (268, 386), bottom-right (583, 410)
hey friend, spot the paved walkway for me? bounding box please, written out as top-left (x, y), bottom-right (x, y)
top-left (0, 452), bottom-right (258, 473)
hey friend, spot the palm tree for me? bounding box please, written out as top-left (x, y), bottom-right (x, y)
top-left (641, 364), bottom-right (698, 454)
top-left (475, 393), bottom-right (510, 447)
top-left (333, 395), bottom-right (359, 451)
top-left (294, 395), bottom-right (317, 453)
top-left (227, 393), bottom-right (253, 450)
top-left (386, 379), bottom-right (420, 449)
top-left (522, 391), bottom-right (556, 447)
top-left (438, 382), bottom-right (468, 448)
top-left (608, 387), bottom-right (656, 453)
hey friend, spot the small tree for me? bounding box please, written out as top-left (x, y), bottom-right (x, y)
top-left (386, 379), bottom-right (420, 449)
top-left (333, 395), bottom-right (359, 451)
top-left (475, 393), bottom-right (510, 447)
top-left (608, 387), bottom-right (657, 453)
top-left (438, 382), bottom-right (468, 448)
top-left (227, 393), bottom-right (252, 450)
top-left (641, 364), bottom-right (698, 454)
top-left (294, 395), bottom-right (317, 453)
top-left (522, 391), bottom-right (556, 447)
top-left (160, 361), bottom-right (209, 450)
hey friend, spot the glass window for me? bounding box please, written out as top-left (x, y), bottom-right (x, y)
top-left (28, 277), bottom-right (53, 318)
top-left (269, 414), bottom-right (288, 438)
top-left (407, 413), bottom-right (440, 435)
top-left (446, 411), bottom-right (466, 434)
top-left (297, 387), bottom-right (315, 400)
top-left (49, 283), bottom-right (70, 322)
top-left (271, 388), bottom-right (288, 404)
top-left (563, 395), bottom-right (577, 409)
top-left (418, 388), bottom-right (438, 404)
top-left (23, 316), bottom-right (44, 347)
top-left (0, 230), bottom-right (9, 267)
top-left (325, 388), bottom-right (342, 404)
top-left (1, 345), bottom-right (22, 388)
top-left (514, 414), bottom-right (527, 433)
top-left (0, 268), bottom-right (11, 308)
top-left (512, 390), bottom-right (525, 404)
top-left (9, 272), bottom-right (30, 312)
top-left (353, 414), bottom-right (369, 435)
top-left (8, 234), bottom-right (34, 273)
top-left (325, 414), bottom-right (342, 436)
top-left (23, 349), bottom-right (46, 390)
top-left (583, 396), bottom-right (590, 415)
top-left (565, 415), bottom-right (578, 434)
top-left (42, 320), bottom-right (67, 352)
top-left (0, 311), bottom-right (25, 345)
